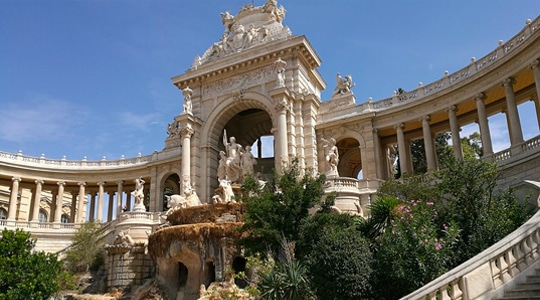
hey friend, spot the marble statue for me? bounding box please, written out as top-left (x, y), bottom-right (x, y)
top-left (321, 137), bottom-right (339, 175)
top-left (274, 57), bottom-right (287, 87)
top-left (241, 145), bottom-right (257, 177)
top-left (182, 87), bottom-right (193, 114)
top-left (131, 177), bottom-right (145, 207)
top-left (113, 230), bottom-right (134, 246)
top-left (332, 73), bottom-right (355, 96)
top-left (213, 179), bottom-right (236, 204)
top-left (217, 151), bottom-right (227, 181)
top-left (223, 130), bottom-right (243, 183)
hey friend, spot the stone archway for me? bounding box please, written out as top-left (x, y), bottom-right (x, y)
top-left (337, 138), bottom-right (362, 178)
top-left (198, 92), bottom-right (277, 201)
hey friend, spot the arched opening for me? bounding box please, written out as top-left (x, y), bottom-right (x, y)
top-left (61, 214), bottom-right (70, 223)
top-left (0, 208), bottom-right (7, 219)
top-left (38, 209), bottom-right (48, 223)
top-left (336, 138), bottom-right (362, 179)
top-left (205, 261), bottom-right (216, 287)
top-left (163, 173), bottom-right (180, 211)
top-left (232, 256), bottom-right (247, 288)
top-left (178, 262), bottom-right (188, 288)
top-left (219, 108), bottom-right (274, 183)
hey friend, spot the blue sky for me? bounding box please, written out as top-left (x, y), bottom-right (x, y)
top-left (0, 0), bottom-right (538, 161)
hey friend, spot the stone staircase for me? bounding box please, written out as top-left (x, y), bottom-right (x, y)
top-left (494, 268), bottom-right (540, 300)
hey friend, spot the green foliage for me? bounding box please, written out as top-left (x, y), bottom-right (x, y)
top-left (306, 226), bottom-right (373, 300)
top-left (0, 228), bottom-right (62, 300)
top-left (258, 259), bottom-right (315, 300)
top-left (362, 195), bottom-right (403, 241)
top-left (64, 221), bottom-right (105, 273)
top-left (372, 200), bottom-right (459, 299)
top-left (239, 161), bottom-right (325, 256)
top-left (437, 157), bottom-right (534, 263)
top-left (461, 132), bottom-right (483, 159)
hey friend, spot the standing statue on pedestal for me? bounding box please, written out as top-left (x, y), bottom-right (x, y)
top-left (321, 137), bottom-right (339, 176)
top-left (182, 86), bottom-right (193, 114)
top-left (274, 57), bottom-right (287, 88)
top-left (223, 130), bottom-right (243, 183)
top-left (131, 177), bottom-right (146, 211)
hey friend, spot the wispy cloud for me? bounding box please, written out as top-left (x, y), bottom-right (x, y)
top-left (118, 111), bottom-right (160, 131)
top-left (0, 94), bottom-right (87, 143)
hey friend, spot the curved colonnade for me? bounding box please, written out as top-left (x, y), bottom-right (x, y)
top-left (0, 16), bottom-right (540, 259)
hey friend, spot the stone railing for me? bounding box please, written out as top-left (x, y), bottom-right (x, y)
top-left (324, 177), bottom-right (381, 193)
top-left (0, 148), bottom-right (181, 170)
top-left (401, 207), bottom-right (540, 300)
top-left (491, 134), bottom-right (540, 165)
top-left (321, 15), bottom-right (540, 123)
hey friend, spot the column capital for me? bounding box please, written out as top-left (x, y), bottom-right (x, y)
top-left (446, 105), bottom-right (458, 113)
top-left (116, 180), bottom-right (124, 186)
top-left (502, 77), bottom-right (516, 87)
top-left (275, 99), bottom-right (289, 113)
top-left (98, 181), bottom-right (106, 187)
top-left (394, 123), bottom-right (404, 130)
top-left (12, 177), bottom-right (21, 183)
top-left (529, 59), bottom-right (539, 69)
top-left (475, 92), bottom-right (487, 102)
top-left (180, 124), bottom-right (194, 138)
top-left (78, 181), bottom-right (86, 187)
top-left (373, 128), bottom-right (379, 134)
top-left (57, 181), bottom-right (66, 187)
top-left (420, 115), bottom-right (431, 123)
top-left (35, 179), bottom-right (44, 185)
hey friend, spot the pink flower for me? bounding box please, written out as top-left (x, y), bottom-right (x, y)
top-left (426, 202), bottom-right (434, 206)
top-left (435, 243), bottom-right (442, 250)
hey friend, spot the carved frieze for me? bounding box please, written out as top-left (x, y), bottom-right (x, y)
top-left (202, 66), bottom-right (274, 97)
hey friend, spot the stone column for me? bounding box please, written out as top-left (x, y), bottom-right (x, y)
top-left (475, 92), bottom-right (493, 156)
top-left (7, 177), bottom-right (21, 220)
top-left (373, 129), bottom-right (384, 179)
top-left (530, 59), bottom-right (540, 130)
top-left (395, 123), bottom-right (410, 176)
top-left (77, 182), bottom-right (86, 223)
top-left (89, 192), bottom-right (96, 222)
top-left (502, 77), bottom-right (524, 145)
top-left (97, 182), bottom-right (106, 222)
top-left (180, 124), bottom-right (194, 190)
top-left (107, 192), bottom-right (114, 222)
top-left (54, 181), bottom-right (65, 223)
top-left (70, 193), bottom-right (77, 222)
top-left (421, 115), bottom-right (437, 171)
top-left (116, 181), bottom-right (124, 218)
top-left (31, 180), bottom-right (44, 222)
top-left (276, 99), bottom-right (289, 173)
top-left (447, 105), bottom-right (463, 160)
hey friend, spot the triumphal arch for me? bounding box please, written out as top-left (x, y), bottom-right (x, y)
top-left (1, 0), bottom-right (540, 298)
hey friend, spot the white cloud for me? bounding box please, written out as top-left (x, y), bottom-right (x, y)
top-left (0, 94), bottom-right (87, 143)
top-left (118, 111), bottom-right (160, 131)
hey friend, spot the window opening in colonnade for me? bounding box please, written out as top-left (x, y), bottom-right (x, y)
top-left (518, 101), bottom-right (540, 140)
top-left (163, 174), bottom-right (180, 212)
top-left (0, 208), bottom-right (7, 219)
top-left (38, 209), bottom-right (47, 223)
top-left (61, 214), bottom-right (69, 223)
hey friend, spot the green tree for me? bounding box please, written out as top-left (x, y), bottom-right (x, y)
top-left (64, 221), bottom-right (105, 273)
top-left (461, 132), bottom-right (483, 159)
top-left (239, 161), bottom-right (325, 256)
top-left (436, 157), bottom-right (534, 263)
top-left (0, 228), bottom-right (62, 300)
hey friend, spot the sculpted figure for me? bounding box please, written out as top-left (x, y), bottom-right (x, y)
top-left (113, 230), bottom-right (134, 246)
top-left (241, 145), bottom-right (257, 177)
top-left (182, 87), bottom-right (193, 114)
top-left (274, 57), bottom-right (287, 87)
top-left (332, 73), bottom-right (355, 96)
top-left (220, 11), bottom-right (234, 32)
top-left (131, 177), bottom-right (145, 205)
top-left (223, 130), bottom-right (243, 183)
top-left (321, 137), bottom-right (339, 174)
top-left (217, 151), bottom-right (227, 181)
